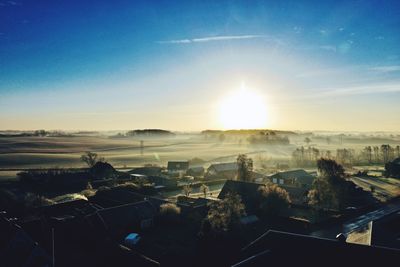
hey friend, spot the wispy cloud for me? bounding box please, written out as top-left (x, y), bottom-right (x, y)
top-left (320, 45), bottom-right (337, 52)
top-left (369, 65), bottom-right (400, 73)
top-left (311, 82), bottom-right (400, 98)
top-left (157, 35), bottom-right (266, 44)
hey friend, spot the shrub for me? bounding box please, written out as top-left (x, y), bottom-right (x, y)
top-left (258, 183), bottom-right (290, 216)
top-left (205, 193), bottom-right (245, 233)
top-left (159, 203), bottom-right (181, 224)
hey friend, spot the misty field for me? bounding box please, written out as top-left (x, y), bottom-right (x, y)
top-left (1, 133), bottom-right (399, 183)
top-left (1, 133), bottom-right (399, 168)
top-left (0, 134), bottom-right (291, 169)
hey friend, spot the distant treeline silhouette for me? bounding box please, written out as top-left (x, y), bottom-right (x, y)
top-left (126, 129), bottom-right (175, 136)
top-left (201, 129), bottom-right (296, 135)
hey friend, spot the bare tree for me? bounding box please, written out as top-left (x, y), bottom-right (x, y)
top-left (363, 146), bottom-right (372, 164)
top-left (200, 183), bottom-right (209, 198)
top-left (373, 146), bottom-right (380, 163)
top-left (381, 145), bottom-right (391, 163)
top-left (182, 184), bottom-right (192, 197)
top-left (80, 152), bottom-right (104, 167)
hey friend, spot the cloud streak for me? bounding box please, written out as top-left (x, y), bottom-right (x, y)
top-left (369, 65), bottom-right (400, 73)
top-left (157, 35), bottom-right (266, 44)
top-left (311, 82), bottom-right (400, 98)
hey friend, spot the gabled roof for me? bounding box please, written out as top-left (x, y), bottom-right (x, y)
top-left (218, 180), bottom-right (263, 212)
top-left (0, 216), bottom-right (51, 266)
top-left (279, 185), bottom-right (308, 202)
top-left (167, 161), bottom-right (189, 170)
top-left (270, 169), bottom-right (310, 179)
top-left (96, 200), bottom-right (157, 231)
top-left (392, 158), bottom-right (400, 165)
top-left (128, 166), bottom-right (163, 176)
top-left (89, 187), bottom-right (145, 208)
top-left (270, 169), bottom-right (314, 185)
top-left (237, 230), bottom-right (400, 267)
top-left (209, 162), bottom-right (238, 172)
top-left (188, 166), bottom-right (205, 172)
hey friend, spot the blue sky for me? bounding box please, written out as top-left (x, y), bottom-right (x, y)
top-left (1, 0), bottom-right (400, 131)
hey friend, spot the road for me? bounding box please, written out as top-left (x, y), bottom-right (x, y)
top-left (351, 175), bottom-right (400, 201)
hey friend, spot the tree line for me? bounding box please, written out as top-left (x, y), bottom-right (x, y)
top-left (292, 144), bottom-right (400, 167)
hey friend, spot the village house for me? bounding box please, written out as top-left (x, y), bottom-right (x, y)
top-left (93, 200), bottom-right (158, 238)
top-left (267, 169), bottom-right (315, 188)
top-left (167, 161), bottom-right (189, 173)
top-left (147, 175), bottom-right (178, 188)
top-left (219, 179), bottom-right (310, 208)
top-left (218, 180), bottom-right (263, 213)
top-left (0, 214), bottom-right (52, 267)
top-left (236, 230), bottom-right (400, 267)
top-left (205, 162), bottom-right (238, 180)
top-left (186, 166), bottom-right (205, 177)
top-left (128, 166), bottom-right (164, 177)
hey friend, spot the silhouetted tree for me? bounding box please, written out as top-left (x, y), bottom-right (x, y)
top-left (258, 184), bottom-right (290, 216)
top-left (381, 144), bottom-right (391, 163)
top-left (236, 154), bottom-right (253, 182)
top-left (158, 203), bottom-right (181, 224)
top-left (80, 152), bottom-right (104, 167)
top-left (308, 159), bottom-right (347, 210)
top-left (363, 146), bottom-right (372, 164)
top-left (182, 184), bottom-right (192, 197)
top-left (384, 158), bottom-right (400, 178)
top-left (205, 193), bottom-right (245, 233)
top-left (200, 183), bottom-right (209, 198)
top-left (373, 146), bottom-right (380, 163)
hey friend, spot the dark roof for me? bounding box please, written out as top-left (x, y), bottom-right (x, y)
top-left (96, 200), bottom-right (157, 231)
top-left (188, 166), bottom-right (205, 172)
top-left (270, 169), bottom-right (315, 185)
top-left (167, 161), bottom-right (189, 171)
top-left (392, 158), bottom-right (400, 165)
top-left (236, 230), bottom-right (400, 267)
top-left (35, 198), bottom-right (100, 217)
top-left (89, 187), bottom-right (145, 208)
top-left (0, 216), bottom-right (51, 267)
top-left (128, 166), bottom-right (163, 176)
top-left (177, 196), bottom-right (210, 208)
top-left (218, 180), bottom-right (263, 212)
top-left (219, 180), bottom-right (308, 208)
top-left (370, 210), bottom-right (400, 249)
top-left (279, 185), bottom-right (309, 204)
top-left (90, 161), bottom-right (119, 179)
top-left (209, 162), bottom-right (238, 172)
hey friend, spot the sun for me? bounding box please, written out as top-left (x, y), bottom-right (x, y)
top-left (219, 84), bottom-right (268, 129)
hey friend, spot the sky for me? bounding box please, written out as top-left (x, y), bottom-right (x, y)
top-left (0, 0), bottom-right (400, 131)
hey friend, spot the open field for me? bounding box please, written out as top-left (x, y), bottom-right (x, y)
top-left (0, 134), bottom-right (296, 170)
top-left (1, 133), bottom-right (400, 184)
